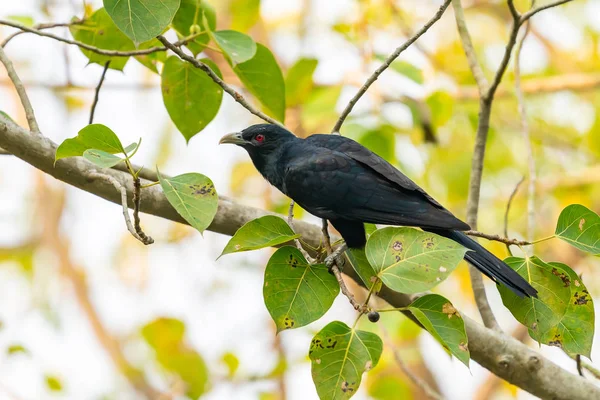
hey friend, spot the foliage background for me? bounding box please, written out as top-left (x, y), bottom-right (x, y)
top-left (1, 0), bottom-right (599, 399)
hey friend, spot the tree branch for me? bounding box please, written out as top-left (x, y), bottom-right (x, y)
top-left (514, 3), bottom-right (536, 247)
top-left (452, 0), bottom-right (489, 94)
top-left (87, 171), bottom-right (153, 245)
top-left (89, 61), bottom-right (110, 124)
top-left (2, 115), bottom-right (599, 400)
top-left (0, 47), bottom-right (40, 133)
top-left (332, 0), bottom-right (452, 133)
top-left (1, 20), bottom-right (82, 48)
top-left (454, 0), bottom-right (573, 331)
top-left (0, 19), bottom-right (201, 57)
top-left (156, 36), bottom-right (283, 127)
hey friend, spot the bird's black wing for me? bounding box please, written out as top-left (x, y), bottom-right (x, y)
top-left (282, 141), bottom-right (469, 231)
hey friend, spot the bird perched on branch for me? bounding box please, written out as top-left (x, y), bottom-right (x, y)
top-left (220, 124), bottom-right (537, 298)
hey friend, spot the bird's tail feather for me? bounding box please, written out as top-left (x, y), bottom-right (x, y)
top-left (425, 229), bottom-right (538, 298)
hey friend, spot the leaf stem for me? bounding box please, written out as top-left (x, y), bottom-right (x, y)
top-left (529, 235), bottom-right (555, 245)
top-left (140, 181), bottom-right (160, 189)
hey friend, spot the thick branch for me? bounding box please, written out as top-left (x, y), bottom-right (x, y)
top-left (332, 0), bottom-right (452, 133)
top-left (1, 115), bottom-right (599, 400)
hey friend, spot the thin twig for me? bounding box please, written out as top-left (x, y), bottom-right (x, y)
top-left (576, 355), bottom-right (585, 377)
top-left (286, 200), bottom-right (313, 262)
top-left (504, 177), bottom-right (525, 239)
top-left (321, 219), bottom-right (365, 312)
top-left (1, 20), bottom-right (82, 47)
top-left (0, 19), bottom-right (201, 57)
top-left (132, 178), bottom-right (155, 245)
top-left (331, 0), bottom-right (452, 133)
top-left (465, 230), bottom-right (532, 246)
top-left (88, 171), bottom-right (153, 245)
top-left (0, 47), bottom-right (40, 133)
top-left (89, 61), bottom-right (110, 124)
top-left (452, 0), bottom-right (489, 94)
top-left (503, 176), bottom-right (525, 255)
top-left (521, 0), bottom-right (574, 22)
top-left (514, 2), bottom-right (536, 248)
top-left (381, 326), bottom-right (445, 400)
top-left (157, 36), bottom-right (283, 127)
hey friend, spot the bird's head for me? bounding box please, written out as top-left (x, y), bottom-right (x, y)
top-left (219, 124), bottom-right (296, 155)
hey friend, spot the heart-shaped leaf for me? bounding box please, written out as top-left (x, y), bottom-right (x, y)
top-left (408, 294), bottom-right (470, 367)
top-left (232, 44), bottom-right (285, 122)
top-left (263, 247), bottom-right (339, 332)
top-left (83, 149), bottom-right (124, 168)
top-left (555, 204), bottom-right (600, 255)
top-left (69, 8), bottom-right (135, 71)
top-left (56, 124), bottom-right (125, 162)
top-left (346, 247), bottom-right (379, 290)
top-left (540, 262), bottom-right (594, 357)
top-left (212, 30), bottom-right (257, 65)
top-left (309, 321), bottom-right (382, 400)
top-left (365, 227), bottom-right (467, 294)
top-left (103, 0), bottom-right (181, 44)
top-left (498, 257), bottom-right (571, 342)
top-left (158, 171), bottom-right (218, 233)
top-left (161, 56), bottom-right (223, 142)
top-left (220, 215), bottom-right (299, 257)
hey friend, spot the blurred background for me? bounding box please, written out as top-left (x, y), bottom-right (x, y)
top-left (1, 0), bottom-right (599, 399)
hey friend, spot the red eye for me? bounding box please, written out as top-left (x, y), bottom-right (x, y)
top-left (255, 134), bottom-right (265, 143)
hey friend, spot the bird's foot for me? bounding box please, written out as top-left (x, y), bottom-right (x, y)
top-left (324, 243), bottom-right (348, 273)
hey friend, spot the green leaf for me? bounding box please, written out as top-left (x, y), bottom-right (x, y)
top-left (220, 215), bottom-right (300, 257)
top-left (171, 0), bottom-right (216, 56)
top-left (229, 0), bottom-right (260, 32)
top-left (285, 58), bottom-right (318, 107)
top-left (309, 321), bottom-right (382, 400)
top-left (425, 91), bottom-right (454, 127)
top-left (83, 149), bottom-right (124, 168)
top-left (123, 140), bottom-right (140, 154)
top-left (7, 344), bottom-right (29, 356)
top-left (233, 44), bottom-right (286, 122)
top-left (301, 85), bottom-right (342, 132)
top-left (69, 8), bottom-right (135, 71)
top-left (103, 0), bottom-right (181, 44)
top-left (158, 171), bottom-right (218, 233)
top-left (212, 30), bottom-right (257, 65)
top-left (540, 262), bottom-right (594, 357)
top-left (161, 56), bottom-right (223, 142)
top-left (45, 375), bottom-right (63, 392)
top-left (555, 204), bottom-right (600, 255)
top-left (134, 38), bottom-right (167, 73)
top-left (358, 129), bottom-right (396, 163)
top-left (221, 352), bottom-right (240, 378)
top-left (263, 247), bottom-right (339, 332)
top-left (498, 257), bottom-right (571, 342)
top-left (384, 58), bottom-right (423, 84)
top-left (407, 294), bottom-right (470, 367)
top-left (346, 247), bottom-right (379, 290)
top-left (55, 124), bottom-right (125, 162)
top-left (365, 227), bottom-right (467, 294)
top-left (7, 15), bottom-right (35, 26)
top-left (142, 318), bottom-right (208, 399)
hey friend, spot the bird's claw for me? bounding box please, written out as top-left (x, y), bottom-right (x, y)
top-left (324, 243), bottom-right (348, 274)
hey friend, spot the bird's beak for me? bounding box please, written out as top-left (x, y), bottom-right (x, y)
top-left (219, 132), bottom-right (246, 145)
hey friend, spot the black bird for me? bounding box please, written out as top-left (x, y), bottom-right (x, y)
top-left (220, 124), bottom-right (537, 298)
